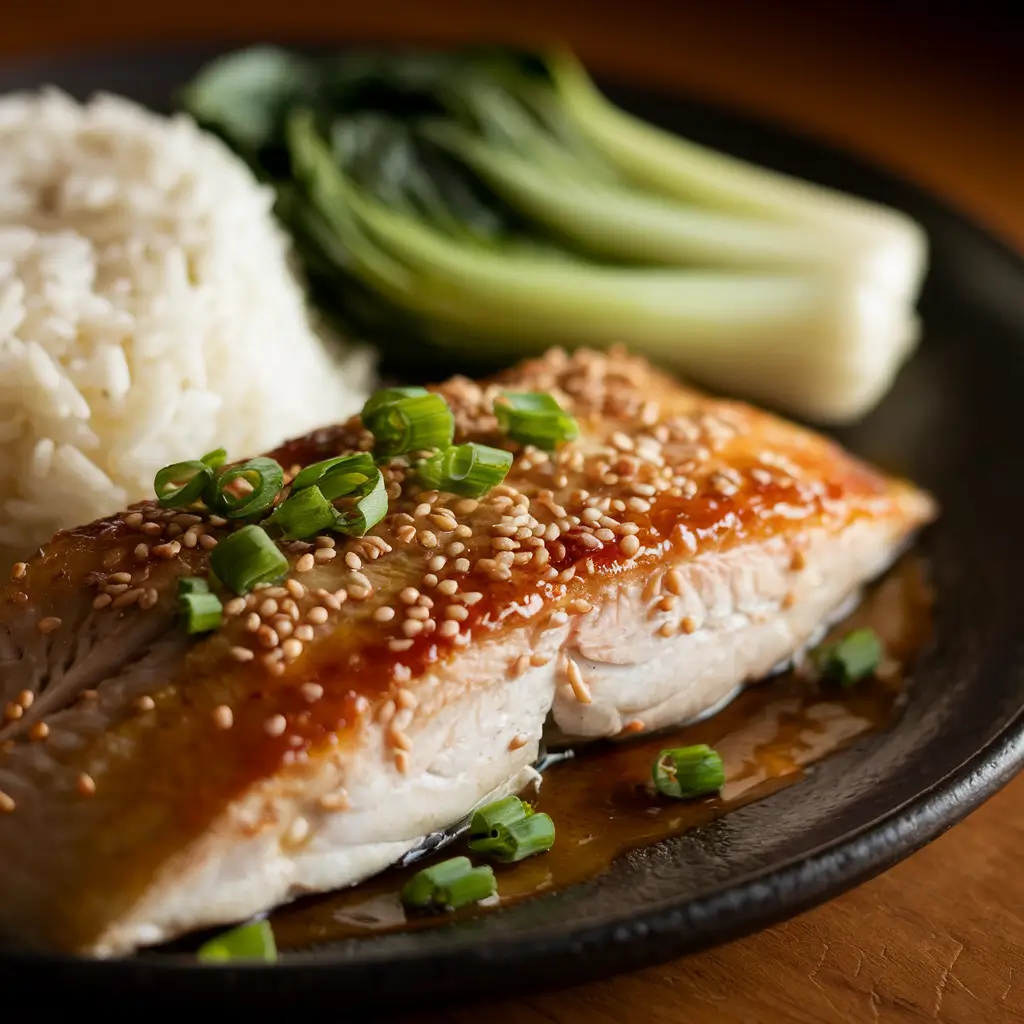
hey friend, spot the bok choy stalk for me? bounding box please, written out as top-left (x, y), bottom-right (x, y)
top-left (181, 46), bottom-right (928, 423)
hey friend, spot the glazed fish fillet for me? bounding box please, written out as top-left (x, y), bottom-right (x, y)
top-left (0, 348), bottom-right (934, 956)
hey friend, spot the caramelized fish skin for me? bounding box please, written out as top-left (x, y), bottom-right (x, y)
top-left (0, 348), bottom-right (935, 956)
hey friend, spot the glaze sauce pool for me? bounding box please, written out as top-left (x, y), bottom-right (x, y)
top-left (270, 556), bottom-right (932, 951)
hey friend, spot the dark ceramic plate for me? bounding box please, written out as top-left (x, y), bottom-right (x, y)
top-left (2, 43), bottom-right (1023, 1015)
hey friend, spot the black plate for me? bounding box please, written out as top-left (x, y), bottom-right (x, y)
top-left (2, 43), bottom-right (1024, 1015)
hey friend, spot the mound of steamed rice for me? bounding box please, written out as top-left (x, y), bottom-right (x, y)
top-left (0, 89), bottom-right (373, 563)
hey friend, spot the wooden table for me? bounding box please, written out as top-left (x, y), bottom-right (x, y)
top-left (6, 3), bottom-right (1024, 1021)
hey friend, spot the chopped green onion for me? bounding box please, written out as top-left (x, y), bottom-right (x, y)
top-left (361, 386), bottom-right (429, 421)
top-left (209, 525), bottom-right (288, 595)
top-left (154, 460), bottom-right (212, 509)
top-left (495, 392), bottom-right (578, 450)
top-left (652, 744), bottom-right (725, 799)
top-left (265, 485), bottom-right (337, 540)
top-left (196, 919), bottom-right (277, 964)
top-left (469, 812), bottom-right (556, 863)
top-left (179, 590), bottom-right (224, 635)
top-left (204, 457), bottom-right (284, 519)
top-left (363, 392), bottom-right (454, 458)
top-left (290, 452), bottom-right (376, 499)
top-left (334, 468), bottom-right (388, 536)
top-left (417, 442), bottom-right (513, 498)
top-left (177, 576), bottom-right (210, 596)
top-left (469, 795), bottom-right (532, 837)
top-left (813, 627), bottom-right (883, 686)
top-left (201, 448), bottom-right (228, 470)
top-left (400, 856), bottom-right (497, 912)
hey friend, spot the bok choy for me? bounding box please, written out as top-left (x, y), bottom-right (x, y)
top-left (182, 46), bottom-right (927, 423)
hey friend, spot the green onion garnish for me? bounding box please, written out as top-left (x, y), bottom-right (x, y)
top-left (177, 576), bottom-right (210, 595)
top-left (469, 812), bottom-right (556, 863)
top-left (334, 468), bottom-right (388, 537)
top-left (360, 386), bottom-right (429, 421)
top-left (290, 452), bottom-right (376, 500)
top-left (417, 442), bottom-right (513, 498)
top-left (196, 919), bottom-right (277, 964)
top-left (201, 448), bottom-right (228, 470)
top-left (265, 485), bottom-right (337, 540)
top-left (495, 392), bottom-right (579, 450)
top-left (363, 392), bottom-right (454, 458)
top-left (813, 627), bottom-right (883, 687)
top-left (400, 856), bottom-right (497, 913)
top-left (652, 745), bottom-right (725, 799)
top-left (204, 457), bottom-right (284, 520)
top-left (209, 525), bottom-right (288, 595)
top-left (154, 460), bottom-right (213, 509)
top-left (179, 590), bottom-right (223, 635)
top-left (469, 795), bottom-right (532, 836)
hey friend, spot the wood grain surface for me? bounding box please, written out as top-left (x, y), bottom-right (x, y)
top-left (5, 3), bottom-right (1024, 1021)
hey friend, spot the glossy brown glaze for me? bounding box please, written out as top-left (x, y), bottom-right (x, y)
top-left (270, 554), bottom-right (932, 949)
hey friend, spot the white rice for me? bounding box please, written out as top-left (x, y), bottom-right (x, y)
top-left (0, 88), bottom-right (373, 564)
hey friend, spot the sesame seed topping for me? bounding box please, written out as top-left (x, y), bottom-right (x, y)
top-left (345, 551), bottom-right (362, 571)
top-left (0, 791), bottom-right (14, 813)
top-left (402, 619), bottom-right (424, 638)
top-left (308, 606), bottom-right (329, 625)
top-left (438, 619), bottom-right (460, 638)
top-left (198, 534), bottom-right (218, 550)
top-left (300, 682), bottom-right (324, 702)
top-left (37, 616), bottom-right (62, 634)
top-left (30, 722), bottom-right (50, 741)
top-left (286, 578), bottom-right (306, 599)
top-left (395, 750), bottom-right (410, 774)
top-left (314, 547), bottom-right (337, 563)
top-left (390, 727), bottom-right (413, 751)
top-left (565, 659), bottom-right (592, 703)
top-left (680, 615), bottom-right (697, 634)
top-left (11, 562), bottom-right (27, 581)
top-left (134, 543), bottom-right (149, 561)
top-left (264, 714), bottom-right (287, 736)
top-left (212, 705), bottom-right (234, 730)
top-left (665, 569), bottom-right (684, 596)
top-left (3, 703), bottom-right (22, 722)
top-left (509, 734), bottom-right (529, 751)
top-left (295, 553), bottom-right (315, 573)
top-left (257, 625), bottom-right (280, 649)
top-left (281, 638), bottom-right (303, 660)
top-left (374, 606), bottom-right (396, 623)
top-left (294, 624), bottom-right (314, 641)
top-left (135, 696), bottom-right (156, 712)
top-left (399, 587), bottom-right (420, 605)
top-left (92, 593), bottom-right (112, 609)
top-left (320, 791), bottom-right (351, 811)
top-left (658, 622), bottom-right (676, 638)
top-left (315, 535), bottom-right (337, 549)
top-left (77, 773), bottom-right (97, 797)
top-left (622, 719), bottom-right (646, 734)
top-left (388, 638), bottom-right (414, 652)
top-left (621, 534), bottom-right (641, 558)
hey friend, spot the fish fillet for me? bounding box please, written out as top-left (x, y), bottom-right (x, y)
top-left (0, 347), bottom-right (935, 956)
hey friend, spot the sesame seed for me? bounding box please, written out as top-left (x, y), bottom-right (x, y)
top-left (29, 721), bottom-right (50, 741)
top-left (455, 525), bottom-right (473, 539)
top-left (343, 551), bottom-right (361, 571)
top-left (315, 535), bottom-right (337, 549)
top-left (319, 791), bottom-right (351, 811)
top-left (397, 525), bottom-right (417, 544)
top-left (418, 530), bottom-right (438, 548)
top-left (680, 616), bottom-right (697, 633)
top-left (211, 705), bottom-right (234, 730)
top-left (452, 557), bottom-right (470, 573)
top-left (320, 592), bottom-right (343, 611)
top-left (399, 587), bottom-right (420, 605)
top-left (0, 791), bottom-right (14, 813)
top-left (665, 569), bottom-right (684, 596)
top-left (257, 625), bottom-right (280, 649)
top-left (151, 541), bottom-right (181, 560)
top-left (402, 619), bottom-right (424, 638)
top-left (530, 653), bottom-right (550, 667)
top-left (581, 507), bottom-right (602, 523)
top-left (264, 714), bottom-right (287, 737)
top-left (459, 591), bottom-right (483, 605)
top-left (436, 619), bottom-right (458, 638)
top-left (378, 700), bottom-right (397, 725)
top-left (92, 594), bottom-right (112, 610)
top-left (314, 547), bottom-right (337, 563)
top-left (445, 604), bottom-right (469, 621)
top-left (259, 599), bottom-right (280, 619)
top-left (565, 659), bottom-right (592, 703)
top-left (282, 638), bottom-right (304, 661)
top-left (390, 727), bottom-right (413, 751)
top-left (406, 605), bottom-right (430, 621)
top-left (295, 553), bottom-right (315, 573)
top-left (509, 734), bottom-right (529, 751)
top-left (294, 624), bottom-right (314, 642)
top-left (549, 610), bottom-right (569, 627)
top-left (621, 534), bottom-right (641, 557)
top-left (349, 571), bottom-right (372, 590)
top-left (3, 703), bottom-right (22, 722)
top-left (454, 499), bottom-right (478, 515)
top-left (308, 606), bottom-right (329, 625)
top-left (37, 616), bottom-right (62, 634)
top-left (300, 682), bottom-right (323, 702)
top-left (286, 578), bottom-right (306, 599)
top-left (395, 750), bottom-right (410, 774)
top-left (124, 512), bottom-right (144, 528)
top-left (791, 549), bottom-right (807, 571)
top-left (437, 579), bottom-right (459, 596)
top-left (77, 773), bottom-right (97, 797)
top-left (197, 533), bottom-right (218, 551)
top-left (374, 606), bottom-right (396, 623)
top-left (11, 562), bottom-right (27, 581)
top-left (414, 502), bottom-right (432, 518)
top-left (560, 567), bottom-right (576, 583)
top-left (447, 541), bottom-right (466, 556)
top-left (103, 583), bottom-right (129, 595)
top-left (135, 695), bottom-right (156, 712)
top-left (140, 588), bottom-right (159, 610)
top-left (571, 598), bottom-right (593, 615)
top-left (658, 622), bottom-right (676, 638)
top-left (622, 719), bottom-right (646, 734)
top-left (140, 521), bottom-right (163, 537)
top-left (389, 638), bottom-right (414, 652)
